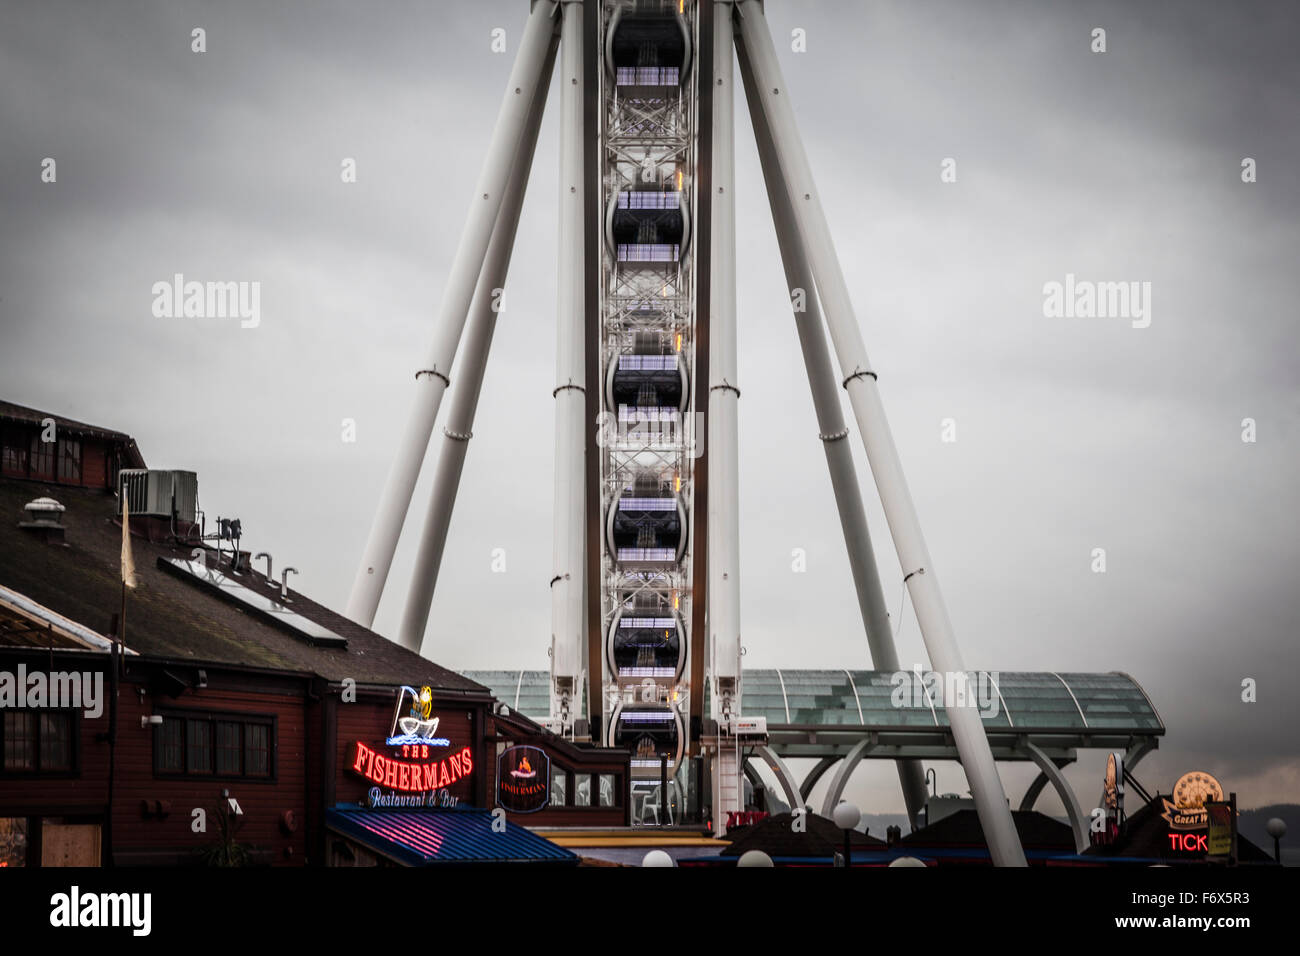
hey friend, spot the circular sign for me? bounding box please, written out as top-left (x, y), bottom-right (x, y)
top-left (1172, 771), bottom-right (1223, 811)
top-left (498, 746), bottom-right (550, 814)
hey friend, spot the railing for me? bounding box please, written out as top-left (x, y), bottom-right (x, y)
top-left (615, 66), bottom-right (680, 87)
top-left (617, 354), bottom-right (678, 370)
top-left (617, 243), bottom-right (680, 262)
top-left (617, 548), bottom-right (678, 562)
top-left (617, 190), bottom-right (681, 210)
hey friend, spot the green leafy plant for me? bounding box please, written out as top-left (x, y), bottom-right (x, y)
top-left (198, 798), bottom-right (255, 867)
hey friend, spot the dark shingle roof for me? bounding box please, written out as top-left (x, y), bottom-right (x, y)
top-left (900, 809), bottom-right (1074, 849)
top-left (0, 477), bottom-right (486, 694)
top-left (719, 811), bottom-right (886, 858)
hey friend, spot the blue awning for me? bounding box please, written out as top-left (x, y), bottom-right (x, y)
top-left (326, 806), bottom-right (578, 866)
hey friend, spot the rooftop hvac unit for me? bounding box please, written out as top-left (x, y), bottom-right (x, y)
top-left (119, 469), bottom-right (198, 524)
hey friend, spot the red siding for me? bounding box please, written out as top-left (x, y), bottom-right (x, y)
top-left (0, 674), bottom-right (309, 866)
top-left (81, 438), bottom-right (109, 489)
top-left (0, 662), bottom-right (497, 866)
top-left (110, 688), bottom-right (308, 866)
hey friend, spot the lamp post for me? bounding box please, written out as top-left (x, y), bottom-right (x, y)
top-left (832, 801), bottom-right (861, 870)
top-left (1266, 818), bottom-right (1286, 864)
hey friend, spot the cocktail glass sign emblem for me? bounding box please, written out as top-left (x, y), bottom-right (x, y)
top-left (347, 685), bottom-right (474, 809)
top-left (497, 746), bottom-right (550, 813)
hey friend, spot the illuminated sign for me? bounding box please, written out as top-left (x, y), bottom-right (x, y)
top-left (497, 746), bottom-right (550, 814)
top-left (387, 685), bottom-right (450, 747)
top-left (1161, 772), bottom-right (1237, 859)
top-left (1161, 771), bottom-right (1223, 831)
top-left (350, 741), bottom-right (474, 793)
top-left (1103, 752), bottom-right (1124, 815)
top-left (345, 686), bottom-right (476, 810)
top-left (1167, 831), bottom-right (1209, 852)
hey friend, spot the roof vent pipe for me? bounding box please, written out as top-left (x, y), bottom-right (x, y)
top-left (280, 567), bottom-right (298, 603)
top-left (254, 552), bottom-right (273, 586)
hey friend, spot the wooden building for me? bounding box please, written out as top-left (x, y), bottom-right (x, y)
top-left (0, 402), bottom-right (627, 867)
top-left (0, 401), bottom-right (146, 492)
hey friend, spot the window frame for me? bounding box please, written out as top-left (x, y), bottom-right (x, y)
top-left (0, 709), bottom-right (80, 778)
top-left (574, 772), bottom-right (593, 808)
top-left (56, 438), bottom-right (82, 484)
top-left (152, 708), bottom-right (277, 782)
top-left (28, 433), bottom-right (55, 480)
top-left (1, 426), bottom-right (30, 477)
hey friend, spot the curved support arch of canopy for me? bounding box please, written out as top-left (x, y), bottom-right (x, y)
top-left (741, 757), bottom-right (763, 809)
top-left (801, 756), bottom-right (839, 803)
top-left (818, 736), bottom-right (876, 818)
top-left (749, 744), bottom-right (803, 815)
top-left (1018, 739), bottom-right (1088, 854)
top-left (1019, 756), bottom-right (1076, 812)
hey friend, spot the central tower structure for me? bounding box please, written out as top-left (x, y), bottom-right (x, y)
top-left (585, 0), bottom-right (709, 801)
top-left (345, 0), bottom-right (1028, 866)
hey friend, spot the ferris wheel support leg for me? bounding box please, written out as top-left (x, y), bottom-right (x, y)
top-left (550, 0), bottom-right (588, 730)
top-left (397, 33), bottom-right (558, 654)
top-left (707, 0), bottom-right (742, 731)
top-left (738, 41), bottom-right (927, 832)
top-left (735, 0), bottom-right (1026, 866)
top-left (345, 0), bottom-right (561, 628)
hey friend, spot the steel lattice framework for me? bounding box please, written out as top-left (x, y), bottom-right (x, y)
top-left (594, 0), bottom-right (700, 781)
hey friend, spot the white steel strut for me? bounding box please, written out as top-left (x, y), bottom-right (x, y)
top-left (346, 0), bottom-right (560, 627)
top-left (550, 0), bottom-right (588, 728)
top-left (707, 0), bottom-right (743, 821)
top-left (396, 26), bottom-right (559, 653)
top-left (736, 36), bottom-right (928, 831)
top-left (733, 0), bottom-right (1026, 866)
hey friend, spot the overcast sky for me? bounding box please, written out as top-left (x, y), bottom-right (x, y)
top-left (2, 0), bottom-right (1297, 817)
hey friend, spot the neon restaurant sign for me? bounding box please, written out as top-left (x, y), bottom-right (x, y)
top-left (347, 685), bottom-right (475, 809)
top-left (497, 746), bottom-right (549, 814)
top-left (1162, 770), bottom-right (1224, 853)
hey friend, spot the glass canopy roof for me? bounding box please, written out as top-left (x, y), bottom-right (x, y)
top-left (462, 669), bottom-right (1163, 734)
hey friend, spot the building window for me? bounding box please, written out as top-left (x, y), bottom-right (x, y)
top-left (39, 714), bottom-right (72, 771)
top-left (575, 773), bottom-right (592, 807)
top-left (29, 434), bottom-right (54, 480)
top-left (3, 713), bottom-right (35, 771)
top-left (0, 817), bottom-right (28, 867)
top-left (155, 712), bottom-right (274, 780)
top-left (599, 773), bottom-right (616, 808)
top-left (186, 720), bottom-right (212, 774)
top-left (57, 439), bottom-right (82, 483)
top-left (551, 767), bottom-right (567, 807)
top-left (244, 723), bottom-right (269, 777)
top-left (156, 718), bottom-right (183, 772)
top-left (2, 711), bottom-right (75, 774)
top-left (1, 429), bottom-right (28, 477)
top-left (215, 721), bottom-right (241, 774)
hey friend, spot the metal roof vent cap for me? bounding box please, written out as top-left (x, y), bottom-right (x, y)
top-left (20, 496), bottom-right (66, 542)
top-left (23, 497), bottom-right (66, 525)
